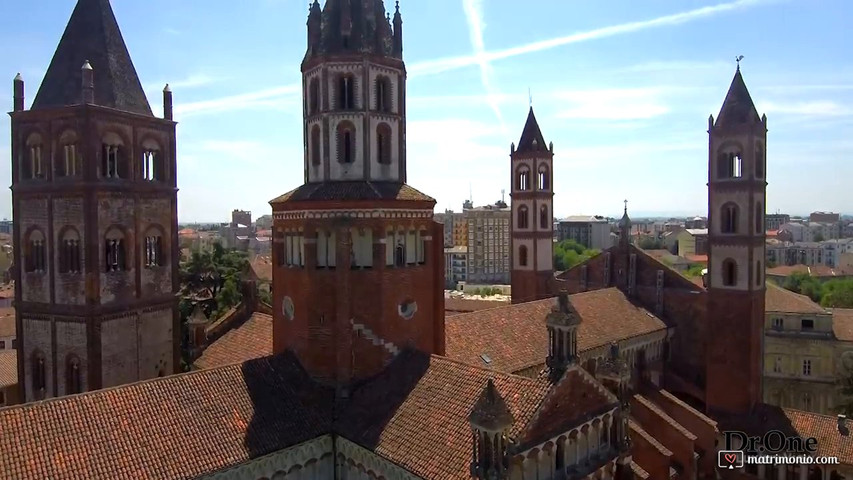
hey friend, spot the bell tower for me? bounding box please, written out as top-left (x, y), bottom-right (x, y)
top-left (704, 64), bottom-right (767, 415)
top-left (272, 0), bottom-right (444, 391)
top-left (510, 107), bottom-right (554, 304)
top-left (10, 0), bottom-right (180, 402)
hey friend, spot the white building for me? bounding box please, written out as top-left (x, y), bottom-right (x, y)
top-left (556, 215), bottom-right (611, 250)
top-left (444, 246), bottom-right (468, 288)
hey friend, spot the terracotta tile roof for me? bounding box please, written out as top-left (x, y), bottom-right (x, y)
top-left (249, 255), bottom-right (273, 282)
top-left (445, 288), bottom-right (667, 374)
top-left (444, 297), bottom-right (509, 314)
top-left (0, 353), bottom-right (334, 480)
top-left (270, 181), bottom-right (435, 205)
top-left (338, 351), bottom-right (552, 480)
top-left (0, 285), bottom-right (14, 299)
top-left (0, 349), bottom-right (17, 389)
top-left (194, 313), bottom-right (272, 370)
top-left (767, 264), bottom-right (853, 278)
top-left (783, 409), bottom-right (853, 465)
top-left (765, 283), bottom-right (826, 314)
top-left (684, 254), bottom-right (708, 264)
top-left (0, 307), bottom-right (14, 338)
top-left (516, 367), bottom-right (617, 449)
top-left (833, 309), bottom-right (853, 342)
top-left (178, 228), bottom-right (197, 236)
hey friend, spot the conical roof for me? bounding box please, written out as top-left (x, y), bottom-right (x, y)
top-left (469, 379), bottom-right (514, 431)
top-left (316, 0), bottom-right (394, 56)
top-left (714, 67), bottom-right (760, 128)
top-left (32, 0), bottom-right (152, 116)
top-left (515, 107), bottom-right (548, 154)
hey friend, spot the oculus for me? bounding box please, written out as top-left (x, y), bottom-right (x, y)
top-left (398, 299), bottom-right (417, 320)
top-left (282, 296), bottom-right (295, 321)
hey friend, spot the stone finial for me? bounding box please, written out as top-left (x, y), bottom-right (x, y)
top-left (163, 84), bottom-right (173, 120)
top-left (188, 304), bottom-right (208, 325)
top-left (13, 73), bottom-right (24, 112)
top-left (469, 379), bottom-right (514, 431)
top-left (546, 290), bottom-right (580, 328)
top-left (81, 60), bottom-right (94, 104)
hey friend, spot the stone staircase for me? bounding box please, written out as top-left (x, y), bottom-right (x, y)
top-left (351, 320), bottom-right (400, 357)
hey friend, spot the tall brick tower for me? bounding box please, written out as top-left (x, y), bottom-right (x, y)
top-left (270, 0), bottom-right (444, 390)
top-left (10, 0), bottom-right (180, 402)
top-left (704, 64), bottom-right (767, 415)
top-left (510, 107), bottom-right (554, 304)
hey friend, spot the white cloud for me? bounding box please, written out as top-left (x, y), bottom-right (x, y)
top-left (461, 0), bottom-right (506, 132)
top-left (174, 85), bottom-right (301, 117)
top-left (761, 101), bottom-right (851, 117)
top-left (553, 88), bottom-right (672, 120)
top-left (409, 0), bottom-right (780, 77)
top-left (615, 60), bottom-right (731, 73)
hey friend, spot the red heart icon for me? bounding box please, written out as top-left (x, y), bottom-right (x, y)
top-left (724, 453), bottom-right (737, 464)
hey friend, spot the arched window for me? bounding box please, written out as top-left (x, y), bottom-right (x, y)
top-left (59, 227), bottom-right (81, 274)
top-left (309, 78), bottom-right (320, 114)
top-left (141, 139), bottom-right (165, 182)
top-left (516, 167), bottom-right (530, 191)
top-left (104, 228), bottom-right (127, 272)
top-left (755, 202), bottom-right (763, 234)
top-left (756, 260), bottom-right (762, 286)
top-left (519, 245), bottom-right (528, 267)
top-left (375, 76), bottom-right (392, 112)
top-left (722, 259), bottom-right (737, 286)
top-left (395, 243), bottom-right (405, 267)
top-left (755, 145), bottom-right (764, 178)
top-left (101, 132), bottom-right (127, 179)
top-left (310, 125), bottom-right (321, 166)
top-left (58, 130), bottom-right (79, 178)
top-left (717, 151), bottom-right (743, 179)
top-left (376, 123), bottom-right (392, 165)
top-left (25, 229), bottom-right (46, 274)
top-left (144, 227), bottom-right (164, 268)
top-left (336, 122), bottom-right (356, 164)
top-left (721, 203), bottom-right (738, 234)
top-left (537, 164), bottom-right (550, 190)
top-left (66, 355), bottom-right (81, 395)
top-left (540, 205), bottom-right (549, 230)
top-left (517, 206), bottom-right (529, 229)
top-left (337, 74), bottom-right (355, 110)
top-left (32, 351), bottom-right (46, 399)
top-left (24, 133), bottom-right (44, 180)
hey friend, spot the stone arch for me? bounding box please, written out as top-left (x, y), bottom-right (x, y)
top-left (57, 226), bottom-right (82, 274)
top-left (716, 142), bottom-right (744, 179)
top-left (142, 224), bottom-right (167, 268)
top-left (23, 131), bottom-right (45, 180)
top-left (101, 130), bottom-right (129, 179)
top-left (309, 77), bottom-right (320, 114)
top-left (271, 471), bottom-right (286, 480)
top-left (24, 227), bottom-right (47, 273)
top-left (515, 165), bottom-right (530, 191)
top-left (140, 137), bottom-right (165, 182)
top-left (539, 204), bottom-right (549, 230)
top-left (336, 120), bottom-right (356, 164)
top-left (336, 73), bottom-right (356, 110)
top-left (519, 245), bottom-right (528, 267)
top-left (722, 258), bottom-right (737, 287)
top-left (517, 205), bottom-right (529, 229)
top-left (538, 163), bottom-right (550, 190)
top-left (65, 354), bottom-right (82, 395)
top-left (376, 123), bottom-right (392, 165)
top-left (721, 202), bottom-right (739, 234)
top-left (375, 75), bottom-right (392, 112)
top-left (57, 129), bottom-right (81, 178)
top-left (310, 125), bottom-right (321, 166)
top-left (104, 225), bottom-right (129, 272)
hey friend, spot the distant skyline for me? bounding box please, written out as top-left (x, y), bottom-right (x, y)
top-left (1, 0), bottom-right (851, 222)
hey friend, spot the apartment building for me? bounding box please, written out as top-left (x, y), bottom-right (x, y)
top-left (810, 211), bottom-right (841, 224)
top-left (465, 202), bottom-right (511, 284)
top-left (555, 215), bottom-right (611, 250)
top-left (444, 246), bottom-right (468, 288)
top-left (780, 221), bottom-right (841, 242)
top-left (766, 213), bottom-right (790, 231)
top-left (766, 238), bottom-right (853, 268)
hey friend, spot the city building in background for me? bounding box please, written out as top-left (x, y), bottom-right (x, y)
top-left (465, 201), bottom-right (511, 284)
top-left (556, 215), bottom-right (611, 250)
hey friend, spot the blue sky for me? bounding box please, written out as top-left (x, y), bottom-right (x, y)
top-left (1, 0), bottom-right (851, 222)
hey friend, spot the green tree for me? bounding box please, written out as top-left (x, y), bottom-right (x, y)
top-left (836, 374), bottom-right (853, 417)
top-left (638, 237), bottom-right (663, 250)
top-left (782, 272), bottom-right (826, 304)
top-left (821, 279), bottom-right (853, 308)
top-left (685, 264), bottom-right (705, 278)
top-left (553, 240), bottom-right (600, 271)
top-left (813, 232), bottom-right (825, 242)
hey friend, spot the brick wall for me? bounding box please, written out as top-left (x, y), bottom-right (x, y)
top-left (22, 318), bottom-right (52, 401)
top-left (137, 308), bottom-right (174, 378)
top-left (100, 315), bottom-right (139, 388)
top-left (629, 420), bottom-right (672, 480)
top-left (55, 321), bottom-right (87, 396)
top-left (649, 389), bottom-right (719, 474)
top-left (98, 195), bottom-right (137, 304)
top-left (632, 394), bottom-right (696, 479)
top-left (52, 197), bottom-right (86, 305)
top-left (139, 198), bottom-right (173, 296)
top-left (19, 197), bottom-right (51, 303)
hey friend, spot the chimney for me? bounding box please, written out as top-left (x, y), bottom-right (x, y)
top-left (163, 84), bottom-right (173, 120)
top-left (557, 289), bottom-right (568, 313)
top-left (81, 60), bottom-right (94, 104)
top-left (12, 73), bottom-right (24, 112)
top-left (838, 414), bottom-right (847, 433)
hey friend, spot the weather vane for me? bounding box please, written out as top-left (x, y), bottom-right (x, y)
top-left (528, 87), bottom-right (533, 107)
top-left (736, 55), bottom-right (744, 67)
top-left (624, 199), bottom-right (628, 212)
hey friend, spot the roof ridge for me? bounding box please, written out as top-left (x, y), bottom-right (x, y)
top-left (427, 353), bottom-right (549, 387)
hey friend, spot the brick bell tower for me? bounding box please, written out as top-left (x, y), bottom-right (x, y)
top-left (704, 63), bottom-right (767, 415)
top-left (510, 107), bottom-right (554, 304)
top-left (270, 0), bottom-right (444, 390)
top-left (10, 0), bottom-right (180, 402)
